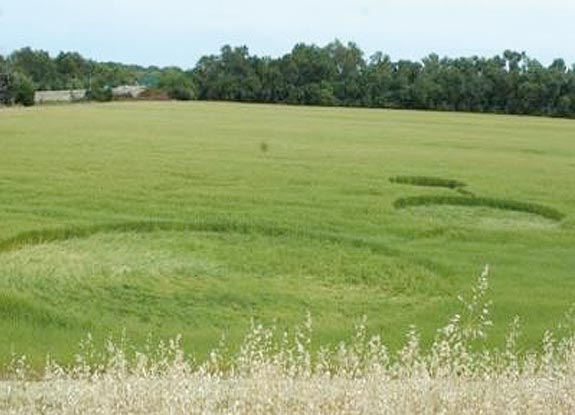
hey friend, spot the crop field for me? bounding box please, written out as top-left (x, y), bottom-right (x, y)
top-left (1, 101), bottom-right (575, 372)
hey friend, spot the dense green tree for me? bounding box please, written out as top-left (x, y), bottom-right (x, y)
top-left (326, 41), bottom-right (366, 105)
top-left (364, 52), bottom-right (394, 107)
top-left (194, 45), bottom-right (261, 101)
top-left (2, 42), bottom-right (575, 117)
top-left (10, 72), bottom-right (36, 106)
top-left (9, 48), bottom-right (58, 90)
top-left (158, 68), bottom-right (196, 100)
top-left (86, 77), bottom-right (112, 102)
top-left (55, 52), bottom-right (90, 89)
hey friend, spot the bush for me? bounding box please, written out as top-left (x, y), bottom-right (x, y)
top-left (86, 86), bottom-right (113, 102)
top-left (158, 70), bottom-right (196, 101)
top-left (138, 88), bottom-right (170, 101)
top-left (167, 86), bottom-right (194, 101)
top-left (12, 75), bottom-right (35, 106)
top-left (85, 76), bottom-right (114, 102)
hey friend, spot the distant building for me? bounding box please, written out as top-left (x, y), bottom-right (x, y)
top-left (111, 85), bottom-right (146, 98)
top-left (34, 85), bottom-right (146, 104)
top-left (35, 89), bottom-right (86, 104)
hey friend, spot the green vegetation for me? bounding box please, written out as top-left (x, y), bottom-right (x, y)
top-left (389, 176), bottom-right (467, 189)
top-left (394, 195), bottom-right (565, 221)
top-left (2, 42), bottom-right (575, 117)
top-left (4, 268), bottom-right (575, 414)
top-left (85, 78), bottom-right (113, 102)
top-left (390, 176), bottom-right (565, 220)
top-left (0, 73), bottom-right (35, 106)
top-left (11, 74), bottom-right (35, 107)
top-left (158, 69), bottom-right (196, 101)
top-left (0, 102), bottom-right (574, 370)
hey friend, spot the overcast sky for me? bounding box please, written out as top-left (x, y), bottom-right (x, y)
top-left (0, 0), bottom-right (574, 68)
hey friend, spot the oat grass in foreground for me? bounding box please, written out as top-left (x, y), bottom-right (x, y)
top-left (2, 266), bottom-right (575, 414)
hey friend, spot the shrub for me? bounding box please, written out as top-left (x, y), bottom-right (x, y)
top-left (166, 86), bottom-right (194, 101)
top-left (12, 74), bottom-right (36, 106)
top-left (138, 87), bottom-right (170, 101)
top-left (158, 69), bottom-right (196, 101)
top-left (86, 86), bottom-right (113, 102)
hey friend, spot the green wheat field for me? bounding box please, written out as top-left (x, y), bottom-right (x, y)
top-left (1, 101), bottom-right (574, 368)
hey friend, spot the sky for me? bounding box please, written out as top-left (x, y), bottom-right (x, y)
top-left (0, 0), bottom-right (574, 68)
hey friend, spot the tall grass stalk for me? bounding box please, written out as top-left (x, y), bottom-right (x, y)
top-left (2, 266), bottom-right (575, 414)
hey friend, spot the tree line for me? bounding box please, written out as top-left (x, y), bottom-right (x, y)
top-left (1, 41), bottom-right (575, 118)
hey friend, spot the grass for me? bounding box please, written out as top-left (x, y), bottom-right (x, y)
top-left (393, 195), bottom-right (565, 221)
top-left (3, 268), bottom-right (575, 414)
top-left (0, 102), bottom-right (575, 370)
top-left (389, 175), bottom-right (564, 220)
top-left (389, 175), bottom-right (467, 189)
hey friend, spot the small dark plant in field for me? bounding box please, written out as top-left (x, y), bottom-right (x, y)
top-left (260, 142), bottom-right (269, 153)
